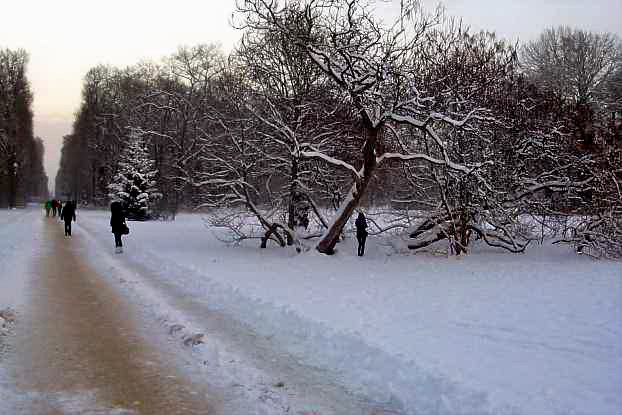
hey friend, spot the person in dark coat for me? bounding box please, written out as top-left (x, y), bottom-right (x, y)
top-left (51, 200), bottom-right (58, 217)
top-left (110, 201), bottom-right (127, 253)
top-left (355, 211), bottom-right (368, 256)
top-left (57, 200), bottom-right (63, 221)
top-left (60, 201), bottom-right (76, 236)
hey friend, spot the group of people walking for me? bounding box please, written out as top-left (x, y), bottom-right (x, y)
top-left (43, 200), bottom-right (128, 253)
top-left (44, 199), bottom-right (62, 217)
top-left (45, 199), bottom-right (77, 236)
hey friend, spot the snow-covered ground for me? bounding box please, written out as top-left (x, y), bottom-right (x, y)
top-left (0, 209), bottom-right (44, 409)
top-left (1, 208), bottom-right (620, 414)
top-left (0, 209), bottom-right (39, 311)
top-left (69, 209), bottom-right (622, 415)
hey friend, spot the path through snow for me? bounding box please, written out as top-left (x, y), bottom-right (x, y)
top-left (1, 208), bottom-right (621, 414)
top-left (75, 210), bottom-right (622, 415)
top-left (0, 209), bottom-right (383, 414)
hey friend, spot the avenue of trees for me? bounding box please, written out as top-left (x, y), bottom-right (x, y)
top-left (55, 0), bottom-right (622, 257)
top-left (0, 48), bottom-right (48, 207)
top-left (0, 49), bottom-right (48, 207)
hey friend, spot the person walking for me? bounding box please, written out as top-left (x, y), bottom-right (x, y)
top-left (110, 201), bottom-right (128, 254)
top-left (355, 211), bottom-right (368, 257)
top-left (57, 200), bottom-right (63, 221)
top-left (51, 200), bottom-right (57, 217)
top-left (60, 201), bottom-right (76, 236)
top-left (44, 200), bottom-right (51, 217)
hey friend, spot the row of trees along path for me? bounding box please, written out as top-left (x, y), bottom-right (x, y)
top-left (53, 0), bottom-right (622, 258)
top-left (1, 48), bottom-right (48, 208)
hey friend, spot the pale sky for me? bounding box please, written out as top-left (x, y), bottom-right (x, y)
top-left (1, 0), bottom-right (620, 193)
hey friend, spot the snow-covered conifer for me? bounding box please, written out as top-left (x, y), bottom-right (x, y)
top-left (108, 132), bottom-right (161, 219)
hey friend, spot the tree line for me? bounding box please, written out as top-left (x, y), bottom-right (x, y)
top-left (0, 48), bottom-right (48, 207)
top-left (55, 0), bottom-right (622, 257)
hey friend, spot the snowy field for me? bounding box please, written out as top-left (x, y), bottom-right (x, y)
top-left (66, 209), bottom-right (621, 415)
top-left (1, 208), bottom-right (621, 414)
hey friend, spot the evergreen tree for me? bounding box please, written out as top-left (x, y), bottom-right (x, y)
top-left (108, 133), bottom-right (161, 219)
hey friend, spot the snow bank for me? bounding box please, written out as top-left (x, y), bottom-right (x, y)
top-left (76, 210), bottom-right (622, 415)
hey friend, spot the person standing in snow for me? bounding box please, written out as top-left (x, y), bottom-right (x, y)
top-left (110, 201), bottom-right (127, 254)
top-left (355, 211), bottom-right (368, 257)
top-left (60, 201), bottom-right (76, 236)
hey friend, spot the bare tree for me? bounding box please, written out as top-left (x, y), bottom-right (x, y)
top-left (235, 0), bottom-right (500, 254)
top-left (520, 27), bottom-right (622, 258)
top-left (522, 27), bottom-right (622, 107)
top-left (126, 45), bottom-right (226, 217)
top-left (234, 9), bottom-right (352, 247)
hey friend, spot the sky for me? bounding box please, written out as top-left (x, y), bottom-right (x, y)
top-left (1, 0), bottom-right (620, 193)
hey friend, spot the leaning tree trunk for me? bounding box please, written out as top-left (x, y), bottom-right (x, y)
top-left (260, 223), bottom-right (286, 248)
top-left (316, 125), bottom-right (380, 255)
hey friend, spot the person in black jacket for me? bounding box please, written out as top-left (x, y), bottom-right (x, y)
top-left (110, 201), bottom-right (127, 253)
top-left (60, 201), bottom-right (76, 236)
top-left (355, 211), bottom-right (368, 256)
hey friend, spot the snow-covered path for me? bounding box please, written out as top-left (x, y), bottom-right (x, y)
top-left (0, 210), bottom-right (378, 414)
top-left (74, 210), bottom-right (622, 415)
top-left (1, 208), bottom-right (621, 414)
top-left (0, 212), bottom-right (220, 414)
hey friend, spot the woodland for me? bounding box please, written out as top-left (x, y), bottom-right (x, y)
top-left (44, 0), bottom-right (622, 257)
top-left (0, 48), bottom-right (48, 208)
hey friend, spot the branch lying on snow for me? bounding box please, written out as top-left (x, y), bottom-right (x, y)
top-left (243, 196), bottom-right (287, 248)
top-left (365, 215), bottom-right (410, 236)
top-left (469, 224), bottom-right (530, 253)
top-left (407, 224), bottom-right (449, 250)
top-left (203, 214), bottom-right (263, 246)
top-left (407, 214), bottom-right (453, 250)
top-left (553, 214), bottom-right (622, 259)
top-left (407, 212), bottom-right (530, 253)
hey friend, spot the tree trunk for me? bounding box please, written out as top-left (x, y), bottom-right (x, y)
top-left (7, 156), bottom-right (17, 208)
top-left (286, 158), bottom-right (299, 246)
top-left (456, 210), bottom-right (470, 255)
top-left (261, 223), bottom-right (286, 248)
top-left (316, 125), bottom-right (379, 255)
